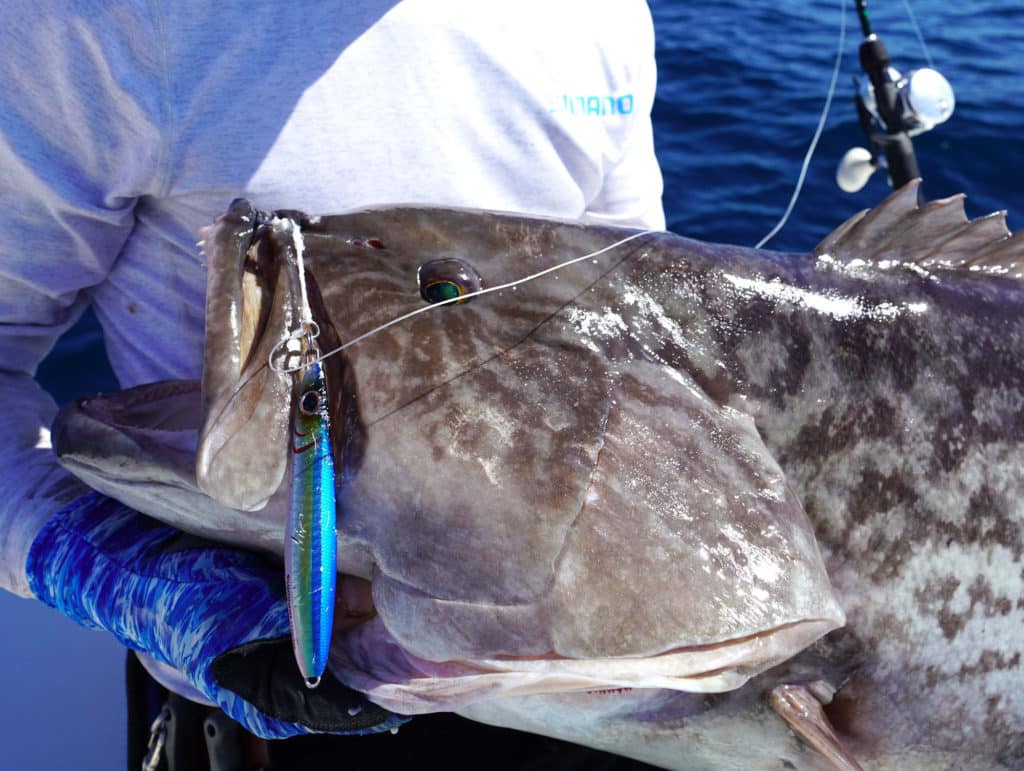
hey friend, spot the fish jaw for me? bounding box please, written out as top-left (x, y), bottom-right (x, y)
top-left (54, 375), bottom-right (844, 713)
top-left (55, 379), bottom-right (843, 717)
top-left (195, 200), bottom-right (297, 512)
top-left (52, 380), bottom-right (282, 554)
top-left (457, 688), bottom-right (838, 771)
top-left (328, 615), bottom-right (840, 716)
top-left (195, 202), bottom-right (364, 519)
top-left (51, 380), bottom-right (382, 576)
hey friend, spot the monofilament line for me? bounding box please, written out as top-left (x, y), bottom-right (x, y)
top-left (755, 0), bottom-right (846, 249)
top-left (269, 228), bottom-right (659, 374)
top-left (901, 0), bottom-right (935, 69)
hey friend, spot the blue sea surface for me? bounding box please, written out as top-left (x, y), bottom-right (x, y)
top-left (2, 2), bottom-right (1020, 768)
top-left (654, 0), bottom-right (1022, 248)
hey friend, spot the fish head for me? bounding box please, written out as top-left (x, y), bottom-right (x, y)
top-left (194, 201), bottom-right (845, 712)
top-left (57, 200), bottom-right (844, 725)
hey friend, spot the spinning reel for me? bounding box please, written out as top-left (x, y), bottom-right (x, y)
top-left (836, 0), bottom-right (955, 193)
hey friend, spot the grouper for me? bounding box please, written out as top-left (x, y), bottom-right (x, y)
top-left (52, 180), bottom-right (1024, 769)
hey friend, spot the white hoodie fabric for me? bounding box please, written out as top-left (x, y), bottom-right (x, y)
top-left (0, 0), bottom-right (664, 595)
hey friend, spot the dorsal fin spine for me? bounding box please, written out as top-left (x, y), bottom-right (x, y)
top-left (812, 179), bottom-right (1019, 279)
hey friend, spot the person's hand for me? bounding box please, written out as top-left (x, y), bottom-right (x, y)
top-left (25, 492), bottom-right (406, 738)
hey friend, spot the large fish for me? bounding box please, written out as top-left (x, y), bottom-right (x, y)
top-left (53, 181), bottom-right (1024, 770)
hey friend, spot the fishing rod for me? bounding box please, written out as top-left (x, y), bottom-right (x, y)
top-left (836, 0), bottom-right (955, 194)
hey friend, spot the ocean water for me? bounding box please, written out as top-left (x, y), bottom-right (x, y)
top-left (3, 1), bottom-right (1021, 768)
top-left (654, 0), bottom-right (1022, 249)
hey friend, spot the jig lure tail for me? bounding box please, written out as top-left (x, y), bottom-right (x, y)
top-left (286, 356), bottom-right (337, 688)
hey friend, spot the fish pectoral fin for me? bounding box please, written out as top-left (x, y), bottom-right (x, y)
top-left (770, 683), bottom-right (864, 771)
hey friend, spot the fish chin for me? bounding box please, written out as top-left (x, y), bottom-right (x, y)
top-left (329, 615), bottom-right (837, 715)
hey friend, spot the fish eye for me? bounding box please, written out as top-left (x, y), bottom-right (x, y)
top-left (299, 390), bottom-right (320, 415)
top-left (417, 258), bottom-right (483, 305)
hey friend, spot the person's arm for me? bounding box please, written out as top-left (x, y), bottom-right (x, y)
top-left (0, 2), bottom-right (161, 595)
top-left (0, 5), bottom-right (405, 737)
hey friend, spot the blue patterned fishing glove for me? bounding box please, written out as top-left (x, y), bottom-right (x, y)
top-left (25, 492), bottom-right (407, 739)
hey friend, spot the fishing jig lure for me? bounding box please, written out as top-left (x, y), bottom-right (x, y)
top-left (285, 329), bottom-right (337, 688)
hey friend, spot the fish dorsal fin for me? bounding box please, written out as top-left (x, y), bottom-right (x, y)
top-left (813, 179), bottom-right (1022, 278)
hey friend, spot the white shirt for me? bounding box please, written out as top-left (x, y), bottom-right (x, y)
top-left (0, 0), bottom-right (664, 595)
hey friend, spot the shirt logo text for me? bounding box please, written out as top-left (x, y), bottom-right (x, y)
top-left (549, 94), bottom-right (634, 116)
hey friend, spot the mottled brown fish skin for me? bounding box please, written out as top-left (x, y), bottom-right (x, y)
top-left (285, 210), bottom-right (839, 665)
top-left (631, 237), bottom-right (1024, 765)
top-left (294, 200), bottom-right (1024, 763)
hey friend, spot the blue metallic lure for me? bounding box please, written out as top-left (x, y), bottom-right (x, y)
top-left (286, 344), bottom-right (337, 688)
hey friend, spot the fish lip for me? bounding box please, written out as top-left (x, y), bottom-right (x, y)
top-left (73, 379), bottom-right (204, 432)
top-left (53, 380), bottom-right (203, 475)
top-left (439, 616), bottom-right (841, 685)
top-left (196, 205), bottom-right (298, 511)
top-left (197, 209), bottom-right (361, 513)
top-left (56, 450), bottom-right (198, 492)
top-left (52, 383), bottom-right (200, 498)
top-left (52, 384), bottom-right (284, 553)
top-left (330, 615), bottom-right (841, 715)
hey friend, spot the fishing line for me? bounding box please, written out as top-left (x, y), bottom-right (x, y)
top-left (269, 228), bottom-right (659, 374)
top-left (901, 0), bottom-right (936, 68)
top-left (755, 0), bottom-right (847, 249)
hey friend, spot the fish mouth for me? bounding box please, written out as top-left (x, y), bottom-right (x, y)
top-left (53, 380), bottom-right (205, 496)
top-left (330, 606), bottom-right (836, 716)
top-left (52, 381), bottom-right (285, 554)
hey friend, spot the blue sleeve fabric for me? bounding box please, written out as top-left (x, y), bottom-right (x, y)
top-left (25, 491), bottom-right (406, 738)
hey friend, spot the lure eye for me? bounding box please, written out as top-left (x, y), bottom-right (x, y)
top-left (299, 390), bottom-right (321, 415)
top-left (417, 258), bottom-right (483, 305)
